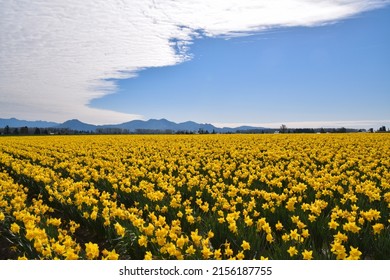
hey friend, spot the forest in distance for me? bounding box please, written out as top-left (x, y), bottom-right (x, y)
top-left (0, 124), bottom-right (388, 136)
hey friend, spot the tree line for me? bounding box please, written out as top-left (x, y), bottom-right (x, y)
top-left (0, 124), bottom-right (388, 136)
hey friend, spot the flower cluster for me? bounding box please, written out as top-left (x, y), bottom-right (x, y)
top-left (0, 134), bottom-right (389, 259)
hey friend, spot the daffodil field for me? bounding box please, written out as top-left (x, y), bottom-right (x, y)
top-left (0, 134), bottom-right (389, 260)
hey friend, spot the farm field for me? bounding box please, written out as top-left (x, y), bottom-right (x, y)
top-left (0, 134), bottom-right (389, 260)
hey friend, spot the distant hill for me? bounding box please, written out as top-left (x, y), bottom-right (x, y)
top-left (108, 118), bottom-right (229, 132)
top-left (108, 118), bottom-right (178, 131)
top-left (0, 117), bottom-right (268, 133)
top-left (0, 118), bottom-right (58, 128)
top-left (55, 119), bottom-right (98, 132)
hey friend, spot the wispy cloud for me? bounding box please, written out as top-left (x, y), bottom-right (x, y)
top-left (1, 0), bottom-right (388, 124)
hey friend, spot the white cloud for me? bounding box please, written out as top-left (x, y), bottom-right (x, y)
top-left (0, 0), bottom-right (389, 124)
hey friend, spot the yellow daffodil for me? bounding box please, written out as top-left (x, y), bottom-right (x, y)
top-left (85, 242), bottom-right (99, 260)
top-left (114, 222), bottom-right (126, 237)
top-left (328, 219), bottom-right (339, 230)
top-left (10, 222), bottom-right (20, 234)
top-left (372, 223), bottom-right (384, 234)
top-left (144, 251), bottom-right (153, 260)
top-left (138, 235), bottom-right (148, 247)
top-left (275, 221), bottom-right (283, 231)
top-left (302, 250), bottom-right (313, 260)
top-left (347, 246), bottom-right (362, 260)
top-left (241, 240), bottom-right (251, 251)
top-left (236, 251), bottom-right (245, 260)
top-left (287, 246), bottom-right (298, 257)
top-left (185, 245), bottom-right (196, 255)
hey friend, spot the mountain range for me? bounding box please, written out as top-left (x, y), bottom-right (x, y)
top-left (0, 118), bottom-right (268, 133)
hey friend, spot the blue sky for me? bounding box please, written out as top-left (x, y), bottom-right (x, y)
top-left (91, 6), bottom-right (390, 128)
top-left (1, 0), bottom-right (389, 128)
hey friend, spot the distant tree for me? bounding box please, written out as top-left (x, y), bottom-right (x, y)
top-left (34, 128), bottom-right (41, 135)
top-left (293, 128), bottom-right (315, 134)
top-left (337, 127), bottom-right (347, 133)
top-left (20, 126), bottom-right (29, 134)
top-left (378, 126), bottom-right (386, 132)
top-left (280, 124), bottom-right (287, 133)
top-left (4, 125), bottom-right (10, 135)
top-left (13, 128), bottom-right (19, 135)
top-left (368, 128), bottom-right (374, 133)
top-left (320, 128), bottom-right (325, 134)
